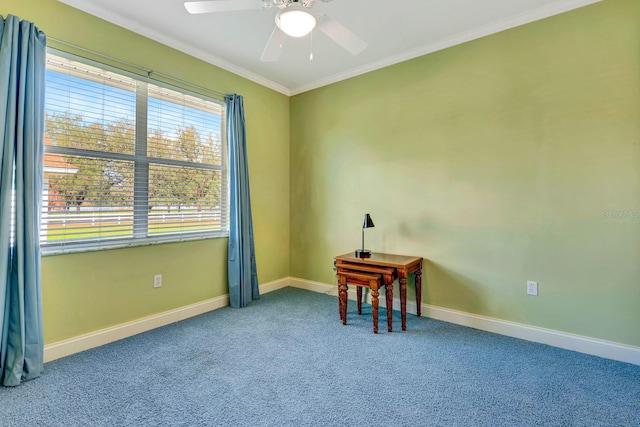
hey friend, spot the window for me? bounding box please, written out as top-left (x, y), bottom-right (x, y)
top-left (42, 52), bottom-right (227, 253)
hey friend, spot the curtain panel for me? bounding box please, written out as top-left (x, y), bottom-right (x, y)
top-left (226, 94), bottom-right (259, 308)
top-left (0, 15), bottom-right (46, 386)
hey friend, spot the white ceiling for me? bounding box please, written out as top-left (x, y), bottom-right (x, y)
top-left (57, 0), bottom-right (600, 96)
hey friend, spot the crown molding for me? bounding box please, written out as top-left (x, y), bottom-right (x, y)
top-left (289, 0), bottom-right (602, 95)
top-left (57, 0), bottom-right (601, 97)
top-left (56, 0), bottom-right (292, 96)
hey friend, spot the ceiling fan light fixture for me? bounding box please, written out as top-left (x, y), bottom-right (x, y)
top-left (276, 7), bottom-right (316, 38)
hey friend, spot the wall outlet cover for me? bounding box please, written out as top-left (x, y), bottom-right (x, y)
top-left (527, 280), bottom-right (538, 296)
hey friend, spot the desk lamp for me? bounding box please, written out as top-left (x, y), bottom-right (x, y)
top-left (355, 213), bottom-right (375, 258)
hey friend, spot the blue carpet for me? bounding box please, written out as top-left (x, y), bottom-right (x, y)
top-left (1, 287), bottom-right (639, 426)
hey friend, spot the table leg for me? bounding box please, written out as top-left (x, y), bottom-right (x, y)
top-left (336, 276), bottom-right (341, 320)
top-left (385, 282), bottom-right (393, 332)
top-left (357, 287), bottom-right (363, 315)
top-left (339, 276), bottom-right (348, 325)
top-left (370, 280), bottom-right (379, 334)
top-left (415, 269), bottom-right (422, 318)
top-left (399, 274), bottom-right (407, 331)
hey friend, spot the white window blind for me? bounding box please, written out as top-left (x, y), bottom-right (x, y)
top-left (42, 53), bottom-right (227, 253)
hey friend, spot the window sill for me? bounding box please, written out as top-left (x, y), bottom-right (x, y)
top-left (41, 231), bottom-right (229, 256)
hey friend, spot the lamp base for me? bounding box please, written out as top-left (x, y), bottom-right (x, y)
top-left (355, 249), bottom-right (372, 258)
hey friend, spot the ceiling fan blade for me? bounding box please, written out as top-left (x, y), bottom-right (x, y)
top-left (316, 15), bottom-right (367, 56)
top-left (261, 26), bottom-right (288, 62)
top-left (184, 0), bottom-right (260, 14)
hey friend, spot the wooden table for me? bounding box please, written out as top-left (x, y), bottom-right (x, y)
top-left (334, 252), bottom-right (423, 331)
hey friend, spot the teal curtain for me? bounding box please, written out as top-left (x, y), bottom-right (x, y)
top-left (225, 94), bottom-right (259, 308)
top-left (0, 15), bottom-right (46, 386)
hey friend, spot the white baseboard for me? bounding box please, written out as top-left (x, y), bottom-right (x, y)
top-left (44, 277), bottom-right (289, 362)
top-left (289, 277), bottom-right (640, 366)
top-left (45, 276), bottom-right (640, 366)
top-left (289, 277), bottom-right (339, 295)
top-left (258, 277), bottom-right (291, 294)
top-left (421, 304), bottom-right (640, 366)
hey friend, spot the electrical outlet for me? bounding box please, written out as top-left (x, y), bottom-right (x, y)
top-left (154, 274), bottom-right (162, 288)
top-left (527, 280), bottom-right (538, 296)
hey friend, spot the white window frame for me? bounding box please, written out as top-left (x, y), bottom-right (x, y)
top-left (41, 49), bottom-right (228, 255)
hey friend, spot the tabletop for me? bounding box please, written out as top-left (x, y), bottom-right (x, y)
top-left (335, 252), bottom-right (423, 269)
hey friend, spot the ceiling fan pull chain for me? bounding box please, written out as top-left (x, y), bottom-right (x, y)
top-left (310, 31), bottom-right (314, 61)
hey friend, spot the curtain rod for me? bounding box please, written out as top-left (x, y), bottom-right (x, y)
top-left (47, 37), bottom-right (227, 100)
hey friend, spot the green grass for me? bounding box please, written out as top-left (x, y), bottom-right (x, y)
top-left (43, 210), bottom-right (221, 241)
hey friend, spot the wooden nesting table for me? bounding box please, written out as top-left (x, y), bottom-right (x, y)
top-left (334, 252), bottom-right (423, 331)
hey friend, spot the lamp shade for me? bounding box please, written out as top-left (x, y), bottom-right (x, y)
top-left (356, 213), bottom-right (374, 258)
top-left (363, 213), bottom-right (374, 229)
top-left (275, 7), bottom-right (316, 38)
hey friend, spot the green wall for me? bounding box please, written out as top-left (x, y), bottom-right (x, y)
top-left (1, 0), bottom-right (290, 344)
top-left (290, 0), bottom-right (640, 347)
top-left (2, 0), bottom-right (639, 349)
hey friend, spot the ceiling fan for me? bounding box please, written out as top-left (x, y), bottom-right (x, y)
top-left (184, 0), bottom-right (367, 62)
